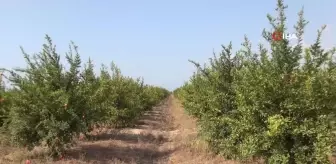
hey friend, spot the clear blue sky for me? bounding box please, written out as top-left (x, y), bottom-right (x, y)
top-left (0, 0), bottom-right (335, 91)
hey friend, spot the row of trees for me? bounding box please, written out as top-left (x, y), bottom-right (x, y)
top-left (174, 0), bottom-right (336, 163)
top-left (0, 35), bottom-right (169, 157)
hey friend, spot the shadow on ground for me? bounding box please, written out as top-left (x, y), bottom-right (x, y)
top-left (85, 130), bottom-right (169, 144)
top-left (66, 144), bottom-right (176, 164)
top-left (62, 100), bottom-right (175, 164)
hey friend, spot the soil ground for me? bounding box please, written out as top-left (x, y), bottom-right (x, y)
top-left (0, 95), bottom-right (236, 164)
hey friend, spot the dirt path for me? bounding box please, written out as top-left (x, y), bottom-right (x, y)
top-left (57, 97), bottom-right (173, 164)
top-left (59, 95), bottom-right (234, 164)
top-left (1, 95), bottom-right (232, 164)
